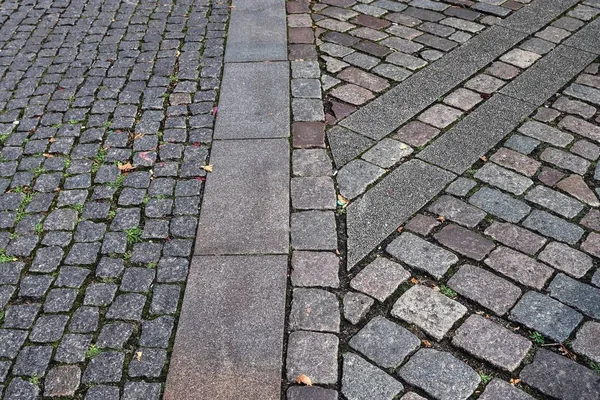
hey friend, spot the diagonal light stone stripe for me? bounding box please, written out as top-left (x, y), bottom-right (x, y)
top-left (563, 17), bottom-right (600, 55)
top-left (224, 0), bottom-right (287, 62)
top-left (500, 45), bottom-right (597, 107)
top-left (214, 62), bottom-right (290, 139)
top-left (164, 255), bottom-right (288, 400)
top-left (497, 0), bottom-right (579, 35)
top-left (418, 94), bottom-right (536, 174)
top-left (346, 159), bottom-right (455, 268)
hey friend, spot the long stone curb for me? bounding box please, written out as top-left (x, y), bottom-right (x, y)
top-left (163, 0), bottom-right (290, 398)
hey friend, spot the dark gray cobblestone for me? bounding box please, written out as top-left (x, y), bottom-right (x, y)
top-left (0, 0), bottom-right (228, 396)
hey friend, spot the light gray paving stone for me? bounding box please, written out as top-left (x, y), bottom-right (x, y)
top-left (417, 104), bottom-right (462, 129)
top-left (361, 139), bottom-right (413, 168)
top-left (517, 121), bottom-right (573, 147)
top-left (501, 45), bottom-right (596, 106)
top-left (479, 379), bottom-right (535, 400)
top-left (418, 95), bottom-right (536, 174)
top-left (443, 88), bottom-right (483, 111)
top-left (391, 285), bottom-right (467, 340)
top-left (291, 79), bottom-right (322, 99)
top-left (286, 331), bottom-right (338, 384)
top-left (500, 49), bottom-right (540, 68)
top-left (292, 61), bottom-right (320, 79)
top-left (452, 315), bottom-right (532, 371)
top-left (347, 160), bottom-right (455, 268)
top-left (525, 185), bottom-right (583, 218)
top-left (553, 97), bottom-right (596, 118)
top-left (520, 349), bottom-right (600, 400)
top-left (469, 187), bottom-right (531, 223)
top-left (164, 255), bottom-right (287, 400)
top-left (447, 265), bottom-right (521, 315)
top-left (195, 139), bottom-right (289, 255)
top-left (214, 62), bottom-right (289, 139)
top-left (564, 83), bottom-right (600, 106)
top-left (349, 316), bottom-right (420, 368)
top-left (343, 292), bottom-right (374, 325)
top-left (291, 211), bottom-right (338, 250)
top-left (538, 242), bottom-right (592, 278)
top-left (445, 178), bottom-right (476, 197)
top-left (328, 126), bottom-right (375, 169)
top-left (484, 222), bottom-right (546, 255)
top-left (293, 99), bottom-right (325, 122)
top-left (372, 64), bottom-right (412, 82)
top-left (548, 273), bottom-right (600, 319)
top-left (225, 0), bottom-right (287, 62)
top-left (291, 177), bottom-right (336, 210)
top-left (291, 251), bottom-right (340, 288)
top-left (399, 349), bottom-right (480, 400)
top-left (504, 134), bottom-right (540, 155)
top-left (522, 210), bottom-right (584, 245)
top-left (485, 246), bottom-right (553, 290)
top-left (509, 291), bottom-right (583, 342)
top-left (387, 232), bottom-right (458, 279)
top-left (289, 288), bottom-right (340, 332)
top-left (572, 321), bottom-right (600, 363)
top-left (293, 149), bottom-right (333, 177)
top-left (558, 115), bottom-right (600, 143)
top-left (350, 258), bottom-right (410, 302)
top-left (337, 160), bottom-right (385, 200)
top-left (428, 195), bottom-right (485, 228)
top-left (540, 147), bottom-right (590, 175)
top-left (474, 163), bottom-right (533, 195)
top-left (342, 352), bottom-right (404, 400)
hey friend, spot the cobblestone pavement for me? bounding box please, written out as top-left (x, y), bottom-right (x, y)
top-left (0, 0), bottom-right (228, 397)
top-left (285, 0), bottom-right (600, 399)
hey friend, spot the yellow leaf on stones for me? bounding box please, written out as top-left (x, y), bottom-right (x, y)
top-left (410, 278), bottom-right (419, 285)
top-left (201, 164), bottom-right (213, 173)
top-left (135, 351), bottom-right (143, 361)
top-left (422, 340), bottom-right (432, 348)
top-left (118, 162), bottom-right (135, 172)
top-left (436, 215), bottom-right (446, 222)
top-left (510, 378), bottom-right (520, 385)
top-left (295, 374), bottom-right (312, 386)
top-left (43, 153), bottom-right (54, 158)
top-left (397, 226), bottom-right (403, 233)
top-left (480, 156), bottom-right (487, 162)
top-left (133, 133), bottom-right (145, 140)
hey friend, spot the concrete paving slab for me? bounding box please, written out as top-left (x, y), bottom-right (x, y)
top-left (214, 62), bottom-right (290, 139)
top-left (164, 255), bottom-right (287, 400)
top-left (195, 139), bottom-right (289, 255)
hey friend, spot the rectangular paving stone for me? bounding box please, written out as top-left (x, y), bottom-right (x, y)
top-left (540, 147), bottom-right (590, 175)
top-left (479, 379), bottom-right (535, 400)
top-left (500, 45), bottom-right (596, 106)
top-left (484, 246), bottom-right (553, 290)
top-left (214, 62), bottom-right (289, 139)
top-left (386, 232), bottom-right (458, 279)
top-left (452, 315), bottom-right (532, 372)
top-left (520, 349), bottom-right (600, 400)
top-left (538, 242), bottom-right (592, 278)
top-left (428, 195), bottom-right (485, 228)
top-left (509, 291), bottom-right (582, 342)
top-left (572, 321), bottom-right (600, 364)
top-left (474, 163), bottom-right (533, 195)
top-left (418, 95), bottom-right (536, 174)
top-left (498, 0), bottom-right (579, 35)
top-left (350, 258), bottom-right (411, 302)
top-left (164, 255), bottom-right (287, 400)
top-left (517, 121), bottom-right (573, 147)
top-left (484, 222), bottom-right (546, 255)
top-left (286, 331), bottom-right (338, 384)
top-left (447, 265), bottom-right (522, 316)
top-left (340, 26), bottom-right (527, 139)
top-left (435, 224), bottom-right (495, 261)
top-left (225, 0), bottom-right (287, 62)
top-left (195, 139), bottom-right (289, 255)
top-left (469, 187), bottom-right (531, 223)
top-left (548, 273), bottom-right (600, 319)
top-left (522, 209), bottom-right (584, 245)
top-left (524, 185), bottom-right (583, 218)
top-left (346, 160), bottom-right (455, 268)
top-left (489, 148), bottom-right (541, 177)
top-left (391, 285), bottom-right (467, 341)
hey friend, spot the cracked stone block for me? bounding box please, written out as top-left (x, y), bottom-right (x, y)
top-left (474, 163), bottom-right (533, 195)
top-left (452, 315), bottom-right (532, 371)
top-left (289, 288), bottom-right (340, 333)
top-left (291, 177), bottom-right (337, 210)
top-left (572, 321), bottom-right (600, 363)
top-left (520, 349), bottom-right (600, 399)
top-left (387, 233), bottom-right (458, 279)
top-left (44, 365), bottom-right (81, 397)
top-left (478, 379), bottom-right (535, 400)
top-left (522, 210), bottom-right (583, 245)
top-left (343, 292), bottom-right (374, 325)
top-left (435, 224), bottom-right (495, 261)
top-left (538, 241), bottom-right (592, 278)
top-left (447, 265), bottom-right (521, 316)
top-left (510, 291), bottom-right (582, 342)
top-left (291, 211), bottom-right (338, 250)
top-left (286, 331), bottom-right (338, 384)
top-left (349, 316), bottom-right (420, 368)
top-left (548, 273), bottom-right (600, 319)
top-left (337, 159), bottom-right (385, 200)
top-left (485, 246), bottom-right (552, 290)
top-left (399, 349), bottom-right (480, 400)
top-left (428, 195), bottom-right (485, 228)
top-left (342, 352), bottom-right (404, 400)
top-left (391, 285), bottom-right (467, 341)
top-left (350, 257), bottom-right (410, 302)
top-left (291, 251), bottom-right (340, 288)
top-left (361, 139), bottom-right (413, 168)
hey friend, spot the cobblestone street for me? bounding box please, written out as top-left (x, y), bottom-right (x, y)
top-left (1, 0), bottom-right (600, 399)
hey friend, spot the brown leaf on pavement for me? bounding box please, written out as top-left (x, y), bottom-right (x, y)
top-left (295, 374), bottom-right (312, 386)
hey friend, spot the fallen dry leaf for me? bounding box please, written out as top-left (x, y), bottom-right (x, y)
top-left (509, 378), bottom-right (520, 385)
top-left (43, 153), bottom-right (54, 158)
top-left (337, 194), bottom-right (348, 208)
top-left (422, 340), bottom-right (432, 348)
top-left (480, 156), bottom-right (487, 162)
top-left (118, 162), bottom-right (136, 172)
top-left (397, 226), bottom-right (403, 233)
top-left (295, 374), bottom-right (312, 386)
top-left (410, 278), bottom-right (419, 285)
top-left (436, 215), bottom-right (446, 222)
top-left (201, 164), bottom-right (213, 173)
top-left (133, 133), bottom-right (145, 140)
top-left (49, 137), bottom-right (56, 143)
top-left (135, 351), bottom-right (143, 361)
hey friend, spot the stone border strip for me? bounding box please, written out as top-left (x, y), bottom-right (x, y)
top-left (164, 0), bottom-right (290, 398)
top-left (336, 0), bottom-right (579, 145)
